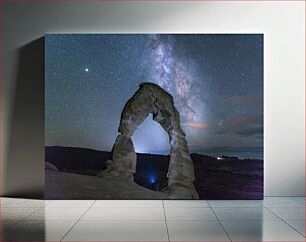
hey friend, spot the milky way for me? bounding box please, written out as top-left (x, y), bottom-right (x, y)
top-left (45, 34), bottom-right (263, 159)
top-left (147, 34), bottom-right (202, 124)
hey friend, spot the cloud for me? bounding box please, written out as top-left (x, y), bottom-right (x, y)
top-left (212, 95), bottom-right (263, 118)
top-left (225, 95), bottom-right (263, 111)
top-left (182, 122), bottom-right (211, 129)
top-left (217, 113), bottom-right (263, 137)
top-left (235, 127), bottom-right (263, 137)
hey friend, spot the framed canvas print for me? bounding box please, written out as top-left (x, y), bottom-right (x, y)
top-left (45, 34), bottom-right (263, 199)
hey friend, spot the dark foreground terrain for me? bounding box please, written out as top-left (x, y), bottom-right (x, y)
top-left (45, 146), bottom-right (263, 199)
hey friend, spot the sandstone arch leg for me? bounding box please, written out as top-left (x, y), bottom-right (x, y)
top-left (167, 129), bottom-right (199, 199)
top-left (101, 134), bottom-right (136, 180)
top-left (103, 82), bottom-right (199, 199)
top-left (112, 134), bottom-right (136, 179)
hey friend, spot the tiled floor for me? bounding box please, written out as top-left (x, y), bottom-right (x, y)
top-left (0, 197), bottom-right (304, 241)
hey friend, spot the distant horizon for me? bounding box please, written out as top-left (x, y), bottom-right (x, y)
top-left (45, 145), bottom-right (264, 160)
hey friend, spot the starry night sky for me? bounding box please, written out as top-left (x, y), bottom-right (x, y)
top-left (45, 34), bottom-right (263, 159)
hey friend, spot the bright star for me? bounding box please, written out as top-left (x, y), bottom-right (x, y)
top-left (85, 68), bottom-right (89, 72)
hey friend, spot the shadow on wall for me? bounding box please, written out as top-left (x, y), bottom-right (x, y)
top-left (4, 37), bottom-right (45, 199)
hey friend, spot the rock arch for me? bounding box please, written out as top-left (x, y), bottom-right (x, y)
top-left (104, 82), bottom-right (199, 199)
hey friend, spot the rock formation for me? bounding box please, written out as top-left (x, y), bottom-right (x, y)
top-left (102, 82), bottom-right (199, 199)
top-left (45, 161), bottom-right (58, 172)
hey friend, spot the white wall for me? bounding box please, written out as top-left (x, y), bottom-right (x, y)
top-left (2, 1), bottom-right (305, 196)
